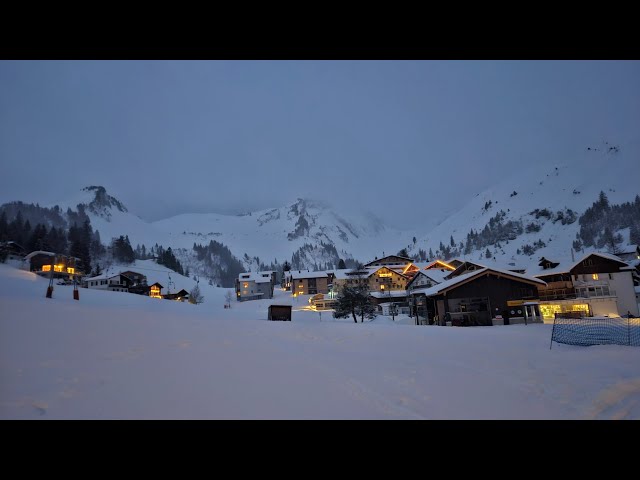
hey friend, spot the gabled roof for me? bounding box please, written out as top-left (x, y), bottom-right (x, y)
top-left (445, 260), bottom-right (487, 279)
top-left (331, 268), bottom-right (370, 280)
top-left (24, 250), bottom-right (56, 260)
top-left (366, 265), bottom-right (409, 279)
top-left (410, 267), bottom-right (546, 297)
top-left (364, 255), bottom-right (413, 267)
top-left (530, 251), bottom-right (632, 277)
top-left (289, 270), bottom-right (330, 280)
top-left (150, 282), bottom-right (164, 288)
top-left (423, 259), bottom-right (457, 271)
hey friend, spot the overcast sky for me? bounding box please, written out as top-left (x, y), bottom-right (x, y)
top-left (1, 60), bottom-right (639, 229)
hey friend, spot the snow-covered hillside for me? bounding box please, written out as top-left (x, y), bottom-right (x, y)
top-left (2, 263), bottom-right (640, 419)
top-left (52, 189), bottom-right (419, 270)
top-left (409, 140), bottom-right (640, 269)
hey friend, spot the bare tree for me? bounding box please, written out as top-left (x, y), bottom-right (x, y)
top-left (224, 290), bottom-right (233, 308)
top-left (189, 285), bottom-right (204, 305)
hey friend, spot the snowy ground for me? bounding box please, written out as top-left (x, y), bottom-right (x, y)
top-left (1, 263), bottom-right (640, 419)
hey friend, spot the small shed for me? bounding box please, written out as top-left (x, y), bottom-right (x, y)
top-left (268, 304), bottom-right (292, 321)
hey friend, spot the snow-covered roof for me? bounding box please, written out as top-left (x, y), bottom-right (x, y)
top-left (369, 290), bottom-right (408, 298)
top-left (421, 269), bottom-right (451, 284)
top-left (331, 268), bottom-right (370, 280)
top-left (238, 272), bottom-right (273, 283)
top-left (411, 267), bottom-right (545, 297)
top-left (23, 250), bottom-right (56, 260)
top-left (289, 270), bottom-right (330, 280)
top-left (529, 251), bottom-right (632, 277)
top-left (84, 273), bottom-right (123, 282)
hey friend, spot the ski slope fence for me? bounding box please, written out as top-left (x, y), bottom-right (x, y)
top-left (550, 315), bottom-right (640, 349)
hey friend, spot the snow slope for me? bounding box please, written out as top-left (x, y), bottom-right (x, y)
top-left (410, 140), bottom-right (640, 269)
top-left (2, 263), bottom-right (640, 419)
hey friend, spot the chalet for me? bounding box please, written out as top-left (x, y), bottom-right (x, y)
top-left (235, 271), bottom-right (275, 301)
top-left (119, 270), bottom-right (147, 287)
top-left (364, 254), bottom-right (413, 268)
top-left (163, 289), bottom-right (189, 301)
top-left (366, 266), bottom-right (410, 292)
top-left (150, 282), bottom-right (164, 298)
top-left (308, 293), bottom-right (337, 311)
top-left (83, 273), bottom-right (132, 292)
top-left (329, 268), bottom-right (369, 293)
top-left (0, 241), bottom-right (26, 262)
top-left (289, 270), bottom-right (330, 296)
top-left (443, 260), bottom-right (486, 280)
top-left (530, 252), bottom-right (639, 319)
top-left (24, 251), bottom-right (83, 279)
top-left (409, 267), bottom-right (546, 326)
top-left (369, 289), bottom-right (409, 306)
top-left (617, 245), bottom-right (640, 264)
top-left (405, 269), bottom-right (450, 292)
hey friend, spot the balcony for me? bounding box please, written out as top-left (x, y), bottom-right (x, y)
top-left (538, 287), bottom-right (576, 301)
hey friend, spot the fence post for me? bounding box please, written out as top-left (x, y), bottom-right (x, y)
top-left (629, 315), bottom-right (632, 347)
top-left (549, 314), bottom-right (557, 350)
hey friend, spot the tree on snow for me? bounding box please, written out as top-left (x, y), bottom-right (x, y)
top-left (189, 285), bottom-right (204, 305)
top-left (333, 284), bottom-right (377, 323)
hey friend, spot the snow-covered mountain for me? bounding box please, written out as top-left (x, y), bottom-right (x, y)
top-left (6, 140), bottom-right (639, 283)
top-left (50, 187), bottom-right (418, 272)
top-left (408, 140), bottom-right (640, 270)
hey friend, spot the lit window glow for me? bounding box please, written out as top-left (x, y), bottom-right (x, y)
top-left (67, 267), bottom-right (75, 274)
top-left (150, 286), bottom-right (162, 298)
top-left (54, 265), bottom-right (64, 272)
top-left (42, 265), bottom-right (51, 272)
top-left (592, 274), bottom-right (599, 280)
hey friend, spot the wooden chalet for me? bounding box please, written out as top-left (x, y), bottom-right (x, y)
top-left (410, 267), bottom-right (545, 326)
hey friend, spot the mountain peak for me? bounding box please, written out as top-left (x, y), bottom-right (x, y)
top-left (80, 186), bottom-right (127, 220)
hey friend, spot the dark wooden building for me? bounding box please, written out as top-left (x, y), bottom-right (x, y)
top-left (410, 267), bottom-right (545, 326)
top-left (268, 304), bottom-right (292, 321)
top-left (163, 289), bottom-right (189, 301)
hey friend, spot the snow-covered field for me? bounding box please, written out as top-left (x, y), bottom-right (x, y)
top-left (1, 263), bottom-right (639, 419)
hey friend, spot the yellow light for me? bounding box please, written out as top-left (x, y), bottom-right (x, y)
top-left (379, 273), bottom-right (392, 277)
top-left (592, 274), bottom-right (599, 280)
top-left (42, 265), bottom-right (51, 272)
top-left (243, 283), bottom-right (248, 288)
top-left (67, 267), bottom-right (75, 274)
top-left (54, 265), bottom-right (64, 272)
top-left (539, 303), bottom-right (590, 320)
top-left (435, 260), bottom-right (456, 270)
top-left (380, 285), bottom-right (385, 290)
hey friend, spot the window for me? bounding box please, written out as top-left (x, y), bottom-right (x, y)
top-left (592, 274), bottom-right (599, 280)
top-left (609, 273), bottom-right (612, 280)
top-left (583, 258), bottom-right (593, 267)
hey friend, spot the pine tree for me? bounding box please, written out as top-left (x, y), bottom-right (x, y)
top-left (485, 248), bottom-right (492, 259)
top-left (333, 283), bottom-right (376, 323)
top-left (338, 259), bottom-right (346, 269)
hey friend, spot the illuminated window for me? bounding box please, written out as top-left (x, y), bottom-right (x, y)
top-left (150, 286), bottom-right (162, 298)
top-left (379, 273), bottom-right (392, 277)
top-left (54, 265), bottom-right (64, 272)
top-left (42, 265), bottom-right (51, 272)
top-left (67, 267), bottom-right (75, 274)
top-left (380, 285), bottom-right (385, 290)
top-left (592, 274), bottom-right (598, 280)
top-left (243, 283), bottom-right (248, 288)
